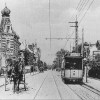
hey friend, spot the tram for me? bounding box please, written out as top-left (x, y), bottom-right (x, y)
top-left (61, 53), bottom-right (83, 83)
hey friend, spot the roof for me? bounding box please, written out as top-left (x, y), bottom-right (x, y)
top-left (1, 6), bottom-right (11, 17)
top-left (64, 56), bottom-right (83, 59)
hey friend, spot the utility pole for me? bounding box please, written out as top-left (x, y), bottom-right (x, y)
top-left (69, 17), bottom-right (78, 53)
top-left (70, 42), bottom-right (71, 52)
top-left (81, 28), bottom-right (84, 57)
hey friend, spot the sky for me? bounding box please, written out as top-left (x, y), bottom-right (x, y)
top-left (0, 0), bottom-right (100, 64)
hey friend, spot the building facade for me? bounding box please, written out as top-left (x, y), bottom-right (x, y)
top-left (0, 5), bottom-right (21, 67)
top-left (33, 43), bottom-right (41, 63)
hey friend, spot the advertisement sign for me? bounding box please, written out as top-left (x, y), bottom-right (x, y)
top-left (70, 53), bottom-right (80, 56)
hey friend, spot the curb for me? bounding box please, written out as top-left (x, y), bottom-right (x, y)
top-left (88, 77), bottom-right (100, 81)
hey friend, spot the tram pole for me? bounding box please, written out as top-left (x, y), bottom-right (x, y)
top-left (82, 28), bottom-right (88, 83)
top-left (86, 64), bottom-right (88, 82)
top-left (69, 16), bottom-right (78, 53)
top-left (84, 44), bottom-right (89, 82)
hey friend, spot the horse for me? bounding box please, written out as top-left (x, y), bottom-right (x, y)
top-left (12, 59), bottom-right (24, 92)
top-left (6, 59), bottom-right (13, 84)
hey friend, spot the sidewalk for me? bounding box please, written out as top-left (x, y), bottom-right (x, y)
top-left (57, 71), bottom-right (100, 92)
top-left (0, 76), bottom-right (5, 86)
top-left (83, 77), bottom-right (100, 91)
top-left (0, 71), bottom-right (47, 99)
top-left (0, 71), bottom-right (40, 87)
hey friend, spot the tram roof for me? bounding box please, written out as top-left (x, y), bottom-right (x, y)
top-left (64, 55), bottom-right (83, 59)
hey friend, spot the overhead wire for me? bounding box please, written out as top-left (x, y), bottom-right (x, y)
top-left (71, 0), bottom-right (83, 20)
top-left (64, 0), bottom-right (95, 49)
top-left (79, 0), bottom-right (95, 25)
top-left (49, 0), bottom-right (51, 49)
top-left (78, 0), bottom-right (86, 12)
top-left (77, 0), bottom-right (90, 18)
top-left (76, 0), bottom-right (83, 10)
top-left (72, 0), bottom-right (88, 20)
top-left (63, 0), bottom-right (85, 49)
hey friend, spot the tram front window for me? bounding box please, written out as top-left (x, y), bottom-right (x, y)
top-left (65, 58), bottom-right (82, 69)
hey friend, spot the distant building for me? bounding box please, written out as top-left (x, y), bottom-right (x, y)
top-left (33, 43), bottom-right (41, 63)
top-left (0, 5), bottom-right (21, 67)
top-left (89, 41), bottom-right (100, 61)
top-left (28, 42), bottom-right (41, 63)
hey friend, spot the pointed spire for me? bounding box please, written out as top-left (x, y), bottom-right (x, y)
top-left (5, 3), bottom-right (7, 7)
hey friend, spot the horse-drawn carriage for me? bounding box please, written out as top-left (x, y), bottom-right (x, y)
top-left (5, 58), bottom-right (26, 93)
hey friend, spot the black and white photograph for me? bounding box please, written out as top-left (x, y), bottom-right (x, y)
top-left (0, 0), bottom-right (100, 99)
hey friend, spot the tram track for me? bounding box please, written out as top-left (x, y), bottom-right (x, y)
top-left (33, 73), bottom-right (48, 100)
top-left (33, 71), bottom-right (63, 100)
top-left (81, 83), bottom-right (100, 96)
top-left (67, 85), bottom-right (85, 100)
top-left (52, 71), bottom-right (63, 100)
top-left (56, 71), bottom-right (100, 100)
top-left (52, 72), bottom-right (82, 100)
top-left (67, 83), bottom-right (100, 100)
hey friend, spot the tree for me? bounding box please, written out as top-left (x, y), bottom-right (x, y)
top-left (54, 49), bottom-right (70, 68)
top-left (72, 42), bottom-right (90, 57)
top-left (24, 49), bottom-right (30, 65)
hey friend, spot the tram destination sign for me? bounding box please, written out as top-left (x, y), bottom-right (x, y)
top-left (70, 53), bottom-right (80, 56)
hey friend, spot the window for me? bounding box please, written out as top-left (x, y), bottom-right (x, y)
top-left (65, 58), bottom-right (82, 69)
top-left (7, 26), bottom-right (10, 33)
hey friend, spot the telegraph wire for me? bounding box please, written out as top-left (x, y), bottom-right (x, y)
top-left (78, 0), bottom-right (88, 13)
top-left (71, 0), bottom-right (87, 20)
top-left (77, 0), bottom-right (90, 18)
top-left (79, 0), bottom-right (95, 25)
top-left (76, 0), bottom-right (83, 10)
top-left (69, 0), bottom-right (87, 32)
top-left (78, 0), bottom-right (86, 12)
top-left (70, 0), bottom-right (83, 20)
top-left (71, 0), bottom-right (90, 21)
top-left (64, 0), bottom-right (83, 49)
top-left (68, 0), bottom-right (94, 42)
top-left (64, 0), bottom-right (94, 51)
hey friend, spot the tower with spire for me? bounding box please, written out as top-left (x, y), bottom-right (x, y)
top-left (0, 5), bottom-right (21, 67)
